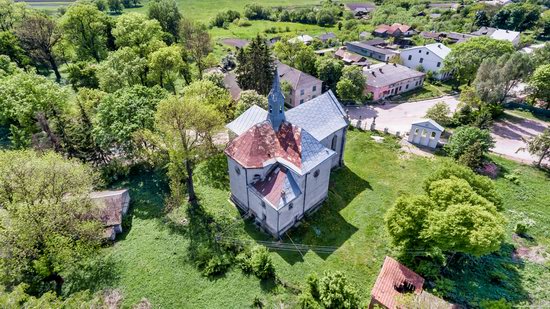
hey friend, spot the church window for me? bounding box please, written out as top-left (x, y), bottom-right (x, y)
top-left (261, 201), bottom-right (266, 208)
top-left (331, 135), bottom-right (338, 151)
top-left (288, 203), bottom-right (293, 210)
top-left (314, 169), bottom-right (320, 178)
top-left (234, 166), bottom-right (241, 175)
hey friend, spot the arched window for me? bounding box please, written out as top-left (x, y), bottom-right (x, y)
top-left (331, 135), bottom-right (338, 151)
top-left (314, 169), bottom-right (320, 178)
top-left (234, 166), bottom-right (241, 175)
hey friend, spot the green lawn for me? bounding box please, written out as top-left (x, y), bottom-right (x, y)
top-left (505, 109), bottom-right (550, 124)
top-left (104, 129), bottom-right (550, 308)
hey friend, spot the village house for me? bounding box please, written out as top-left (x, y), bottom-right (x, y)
top-left (370, 256), bottom-right (457, 309)
top-left (400, 43), bottom-right (452, 80)
top-left (345, 2), bottom-right (376, 18)
top-left (317, 32), bottom-right (337, 43)
top-left (471, 27), bottom-right (521, 46)
top-left (90, 189), bottom-right (131, 241)
top-left (373, 23), bottom-right (416, 38)
top-left (346, 41), bottom-right (400, 62)
top-left (225, 74), bottom-right (348, 238)
top-left (289, 34), bottom-right (314, 45)
top-left (334, 47), bottom-right (370, 66)
top-left (363, 63), bottom-right (425, 101)
top-left (277, 62), bottom-right (323, 107)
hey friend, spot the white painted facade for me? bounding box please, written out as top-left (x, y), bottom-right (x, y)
top-left (400, 44), bottom-right (451, 80)
top-left (407, 119), bottom-right (444, 148)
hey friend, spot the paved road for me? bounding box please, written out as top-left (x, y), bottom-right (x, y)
top-left (491, 112), bottom-right (549, 164)
top-left (347, 96), bottom-right (460, 134)
top-left (347, 97), bottom-right (549, 165)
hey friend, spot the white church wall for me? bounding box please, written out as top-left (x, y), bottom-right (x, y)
top-left (304, 157), bottom-right (333, 212)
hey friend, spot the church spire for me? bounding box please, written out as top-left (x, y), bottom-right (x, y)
top-left (268, 68), bottom-right (286, 131)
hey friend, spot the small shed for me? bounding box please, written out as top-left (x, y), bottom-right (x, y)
top-left (408, 119), bottom-right (444, 149)
top-left (90, 189), bottom-right (131, 240)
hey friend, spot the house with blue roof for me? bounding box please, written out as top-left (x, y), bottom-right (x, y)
top-left (224, 72), bottom-right (349, 238)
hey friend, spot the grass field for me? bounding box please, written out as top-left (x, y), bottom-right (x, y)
top-left (105, 129), bottom-right (550, 308)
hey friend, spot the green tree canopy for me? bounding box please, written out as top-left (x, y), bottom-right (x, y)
top-left (93, 85), bottom-right (168, 153)
top-left (336, 66), bottom-right (365, 102)
top-left (147, 45), bottom-right (185, 91)
top-left (0, 150), bottom-right (103, 294)
top-left (235, 35), bottom-right (275, 96)
top-left (235, 90), bottom-right (268, 117)
top-left (97, 47), bottom-right (148, 92)
top-left (528, 64), bottom-right (550, 109)
top-left (385, 163), bottom-right (506, 256)
top-left (443, 37), bottom-right (514, 85)
top-left (445, 126), bottom-right (494, 167)
top-left (523, 128), bottom-right (550, 167)
top-left (425, 102), bottom-right (452, 126)
top-left (112, 12), bottom-right (164, 56)
top-left (60, 3), bottom-right (109, 62)
top-left (147, 0), bottom-right (181, 43)
top-left (316, 56), bottom-right (343, 93)
top-left (273, 39), bottom-right (317, 76)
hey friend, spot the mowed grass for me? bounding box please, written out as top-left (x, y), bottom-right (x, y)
top-left (105, 129), bottom-right (550, 307)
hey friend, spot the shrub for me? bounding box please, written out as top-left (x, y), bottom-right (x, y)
top-left (515, 223), bottom-right (527, 235)
top-left (479, 298), bottom-right (512, 309)
top-left (425, 102), bottom-right (452, 126)
top-left (249, 246), bottom-right (275, 279)
top-left (307, 273), bottom-right (320, 300)
top-left (202, 254), bottom-right (231, 277)
top-left (298, 292), bottom-right (321, 309)
top-left (445, 126), bottom-right (494, 162)
top-left (244, 3), bottom-right (271, 20)
top-left (458, 141), bottom-right (485, 168)
top-left (318, 271), bottom-right (360, 309)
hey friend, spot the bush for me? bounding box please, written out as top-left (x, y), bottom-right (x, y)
top-left (211, 9), bottom-right (241, 27)
top-left (445, 126), bottom-right (494, 163)
top-left (318, 271), bottom-right (360, 309)
top-left (458, 141), bottom-right (485, 169)
top-left (425, 102), bottom-right (452, 126)
top-left (298, 292), bottom-right (321, 309)
top-left (202, 255), bottom-right (231, 276)
top-left (249, 246), bottom-right (275, 279)
top-left (479, 298), bottom-right (512, 309)
top-left (244, 3), bottom-right (271, 20)
top-left (515, 223), bottom-right (527, 235)
top-left (307, 273), bottom-right (320, 299)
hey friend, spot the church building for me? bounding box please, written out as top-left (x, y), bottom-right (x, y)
top-left (224, 72), bottom-right (349, 238)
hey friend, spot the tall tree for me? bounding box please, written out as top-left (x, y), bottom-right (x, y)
top-left (235, 35), bottom-right (275, 96)
top-left (474, 52), bottom-right (533, 105)
top-left (522, 129), bottom-right (550, 168)
top-left (97, 47), bottom-right (148, 92)
top-left (60, 3), bottom-right (108, 62)
top-left (15, 14), bottom-right (62, 81)
top-left (179, 18), bottom-right (212, 79)
top-left (154, 95), bottom-right (224, 204)
top-left (0, 0), bottom-right (25, 31)
top-left (148, 0), bottom-right (181, 43)
top-left (147, 45), bottom-right (185, 92)
top-left (0, 31), bottom-right (31, 67)
top-left (0, 70), bottom-right (69, 149)
top-left (0, 150), bottom-right (103, 295)
top-left (111, 12), bottom-right (164, 56)
top-left (316, 56), bottom-right (343, 92)
top-left (528, 64), bottom-right (550, 109)
top-left (336, 65), bottom-right (365, 102)
top-left (235, 90), bottom-right (268, 117)
top-left (273, 40), bottom-right (316, 76)
top-left (443, 36), bottom-right (514, 85)
top-left (93, 85), bottom-right (167, 155)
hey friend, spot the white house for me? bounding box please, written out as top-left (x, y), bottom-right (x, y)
top-left (408, 119), bottom-right (444, 149)
top-left (400, 43), bottom-right (451, 80)
top-left (289, 34), bottom-right (314, 45)
top-left (472, 27), bottom-right (521, 47)
top-left (225, 73), bottom-right (349, 238)
top-left (277, 62), bottom-right (323, 107)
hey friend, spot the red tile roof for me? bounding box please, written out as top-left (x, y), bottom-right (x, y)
top-left (371, 256), bottom-right (425, 309)
top-left (252, 167), bottom-right (299, 206)
top-left (225, 121), bottom-right (302, 170)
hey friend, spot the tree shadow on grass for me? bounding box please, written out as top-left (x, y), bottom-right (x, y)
top-left (63, 253), bottom-right (120, 296)
top-left (268, 166), bottom-right (370, 264)
top-left (441, 243), bottom-right (530, 306)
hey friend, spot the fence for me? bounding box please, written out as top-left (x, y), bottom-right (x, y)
top-left (504, 102), bottom-right (550, 117)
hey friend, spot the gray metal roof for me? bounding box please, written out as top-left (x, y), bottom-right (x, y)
top-left (300, 129), bottom-right (335, 173)
top-left (226, 105), bottom-right (267, 135)
top-left (286, 91), bottom-right (348, 142)
top-left (412, 119), bottom-right (444, 132)
top-left (227, 91), bottom-right (348, 143)
top-left (363, 63), bottom-right (425, 88)
top-left (347, 41), bottom-right (399, 56)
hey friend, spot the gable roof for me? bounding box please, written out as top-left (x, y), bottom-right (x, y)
top-left (402, 43), bottom-right (451, 60)
top-left (227, 105), bottom-right (268, 136)
top-left (286, 90), bottom-right (348, 142)
top-left (363, 63), bottom-right (425, 88)
top-left (490, 29), bottom-right (520, 42)
top-left (318, 32), bottom-right (336, 41)
top-left (412, 119), bottom-right (444, 132)
top-left (252, 166), bottom-right (302, 209)
top-left (345, 2), bottom-right (376, 11)
top-left (90, 189), bottom-right (130, 227)
top-left (277, 62), bottom-right (322, 90)
top-left (371, 256), bottom-right (425, 309)
top-left (225, 121), bottom-right (334, 175)
top-left (289, 34), bottom-right (314, 44)
top-left (335, 48), bottom-right (367, 64)
top-left (347, 41), bottom-right (400, 56)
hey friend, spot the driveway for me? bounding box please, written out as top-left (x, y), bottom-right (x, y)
top-left (347, 97), bottom-right (549, 164)
top-left (347, 96), bottom-right (460, 134)
top-left (491, 113), bottom-right (549, 164)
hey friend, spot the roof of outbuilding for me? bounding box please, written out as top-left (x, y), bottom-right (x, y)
top-left (490, 29), bottom-right (520, 42)
top-left (371, 256), bottom-right (425, 309)
top-left (318, 32), bottom-right (336, 41)
top-left (412, 119), bottom-right (445, 132)
top-left (363, 63), bottom-right (425, 88)
top-left (90, 189), bottom-right (130, 228)
top-left (347, 41), bottom-right (399, 56)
